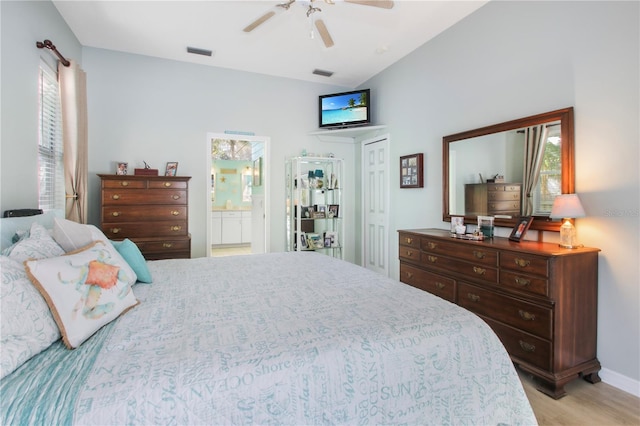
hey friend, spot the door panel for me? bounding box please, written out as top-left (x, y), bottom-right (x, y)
top-left (363, 137), bottom-right (390, 276)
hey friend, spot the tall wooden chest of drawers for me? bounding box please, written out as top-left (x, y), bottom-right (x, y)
top-left (398, 228), bottom-right (600, 399)
top-left (98, 174), bottom-right (191, 260)
top-left (465, 183), bottom-right (521, 216)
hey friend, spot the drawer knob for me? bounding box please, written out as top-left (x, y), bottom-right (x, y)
top-left (473, 266), bottom-right (486, 275)
top-left (435, 282), bottom-right (445, 290)
top-left (405, 250), bottom-right (413, 257)
top-left (473, 250), bottom-right (485, 259)
top-left (120, 181), bottom-right (129, 187)
top-left (112, 194), bottom-right (121, 200)
top-left (110, 227), bottom-right (121, 234)
top-left (427, 255), bottom-right (438, 263)
top-left (406, 272), bottom-right (413, 279)
top-left (427, 242), bottom-right (437, 250)
top-left (170, 225), bottom-right (182, 232)
top-left (162, 242), bottom-right (174, 248)
top-left (171, 210), bottom-right (180, 216)
top-left (519, 340), bottom-right (536, 353)
top-left (164, 182), bottom-right (173, 187)
top-left (405, 237), bottom-right (413, 244)
top-left (518, 310), bottom-right (536, 321)
top-left (467, 293), bottom-right (480, 302)
top-left (515, 277), bottom-right (531, 287)
top-left (172, 194), bottom-right (180, 200)
top-left (111, 211), bottom-right (120, 217)
top-left (514, 258), bottom-right (531, 268)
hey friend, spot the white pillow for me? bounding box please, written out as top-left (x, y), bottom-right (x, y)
top-left (6, 222), bottom-right (65, 262)
top-left (52, 217), bottom-right (93, 252)
top-left (0, 256), bottom-right (61, 379)
top-left (0, 211), bottom-right (58, 251)
top-left (25, 241), bottom-right (139, 349)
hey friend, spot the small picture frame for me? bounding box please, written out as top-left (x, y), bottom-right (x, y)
top-left (400, 153), bottom-right (424, 188)
top-left (299, 232), bottom-right (308, 249)
top-left (450, 215), bottom-right (465, 233)
top-left (307, 233), bottom-right (324, 249)
top-left (116, 162), bottom-right (128, 175)
top-left (328, 204), bottom-right (339, 218)
top-left (509, 216), bottom-right (534, 242)
top-left (165, 162), bottom-right (178, 176)
top-left (325, 231), bottom-right (339, 248)
top-left (301, 206), bottom-right (314, 219)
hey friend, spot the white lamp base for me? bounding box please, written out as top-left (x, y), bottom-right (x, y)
top-left (559, 219), bottom-right (583, 249)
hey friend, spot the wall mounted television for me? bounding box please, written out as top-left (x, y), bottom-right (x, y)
top-left (319, 88), bottom-right (371, 129)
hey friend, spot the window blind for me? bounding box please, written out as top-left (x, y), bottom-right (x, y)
top-left (38, 62), bottom-right (64, 212)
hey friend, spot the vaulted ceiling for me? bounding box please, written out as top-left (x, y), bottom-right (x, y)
top-left (53, 0), bottom-right (488, 88)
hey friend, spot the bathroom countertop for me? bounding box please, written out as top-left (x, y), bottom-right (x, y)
top-left (211, 207), bottom-right (252, 212)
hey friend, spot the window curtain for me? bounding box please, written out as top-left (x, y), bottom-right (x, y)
top-left (522, 125), bottom-right (548, 216)
top-left (58, 60), bottom-right (88, 223)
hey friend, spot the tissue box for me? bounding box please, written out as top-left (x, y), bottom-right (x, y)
top-left (134, 168), bottom-right (159, 176)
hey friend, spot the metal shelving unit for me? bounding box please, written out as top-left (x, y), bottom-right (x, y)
top-left (285, 157), bottom-right (344, 259)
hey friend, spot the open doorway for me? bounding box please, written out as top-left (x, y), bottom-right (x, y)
top-left (206, 133), bottom-right (270, 257)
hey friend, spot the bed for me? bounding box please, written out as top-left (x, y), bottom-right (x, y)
top-left (0, 213), bottom-right (537, 425)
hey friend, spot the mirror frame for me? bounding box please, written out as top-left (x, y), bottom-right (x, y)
top-left (442, 107), bottom-right (574, 232)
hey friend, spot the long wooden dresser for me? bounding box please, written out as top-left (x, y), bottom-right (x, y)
top-left (398, 228), bottom-right (600, 399)
top-left (98, 174), bottom-right (191, 260)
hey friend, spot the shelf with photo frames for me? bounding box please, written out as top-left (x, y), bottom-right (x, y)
top-left (285, 156), bottom-right (344, 259)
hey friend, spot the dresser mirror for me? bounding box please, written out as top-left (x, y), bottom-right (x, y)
top-left (443, 107), bottom-right (574, 232)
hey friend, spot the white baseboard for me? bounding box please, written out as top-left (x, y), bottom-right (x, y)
top-left (601, 367), bottom-right (640, 398)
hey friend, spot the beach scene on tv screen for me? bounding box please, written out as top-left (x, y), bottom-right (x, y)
top-left (321, 92), bottom-right (368, 125)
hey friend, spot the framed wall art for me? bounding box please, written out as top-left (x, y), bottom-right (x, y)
top-left (400, 153), bottom-right (424, 188)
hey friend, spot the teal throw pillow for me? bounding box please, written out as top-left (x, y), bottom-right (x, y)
top-left (111, 239), bottom-right (153, 283)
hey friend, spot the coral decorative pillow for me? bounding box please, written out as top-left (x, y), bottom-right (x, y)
top-left (0, 256), bottom-right (60, 379)
top-left (24, 241), bottom-right (139, 349)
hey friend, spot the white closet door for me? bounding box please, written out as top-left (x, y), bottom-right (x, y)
top-left (362, 136), bottom-right (390, 276)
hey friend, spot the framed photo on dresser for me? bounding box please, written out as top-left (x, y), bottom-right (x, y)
top-left (509, 216), bottom-right (533, 242)
top-left (165, 162), bottom-right (178, 176)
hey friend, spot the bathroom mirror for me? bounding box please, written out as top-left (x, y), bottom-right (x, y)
top-left (443, 107), bottom-right (574, 232)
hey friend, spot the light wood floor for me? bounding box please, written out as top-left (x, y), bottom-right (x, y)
top-left (519, 370), bottom-right (640, 425)
top-left (211, 244), bottom-right (252, 257)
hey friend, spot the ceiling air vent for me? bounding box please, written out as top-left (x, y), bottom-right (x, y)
top-left (187, 46), bottom-right (213, 57)
top-left (313, 69), bottom-right (333, 77)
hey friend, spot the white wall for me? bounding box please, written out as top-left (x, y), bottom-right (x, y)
top-left (82, 47), bottom-right (359, 260)
top-left (0, 0), bottom-right (82, 210)
top-left (361, 1), bottom-right (639, 393)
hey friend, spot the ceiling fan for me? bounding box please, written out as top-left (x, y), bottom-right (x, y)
top-left (243, 0), bottom-right (395, 48)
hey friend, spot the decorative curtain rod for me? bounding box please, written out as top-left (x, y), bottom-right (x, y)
top-left (36, 39), bottom-right (70, 67)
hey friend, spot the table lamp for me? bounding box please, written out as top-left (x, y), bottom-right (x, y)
top-left (549, 194), bottom-right (586, 248)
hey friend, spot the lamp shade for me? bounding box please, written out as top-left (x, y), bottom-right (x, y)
top-left (549, 194), bottom-right (586, 219)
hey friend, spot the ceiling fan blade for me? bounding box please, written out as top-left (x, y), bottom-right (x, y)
top-left (243, 11), bottom-right (276, 32)
top-left (315, 19), bottom-right (334, 48)
top-left (344, 0), bottom-right (394, 9)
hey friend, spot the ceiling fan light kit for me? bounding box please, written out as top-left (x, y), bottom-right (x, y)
top-left (243, 0), bottom-right (394, 49)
